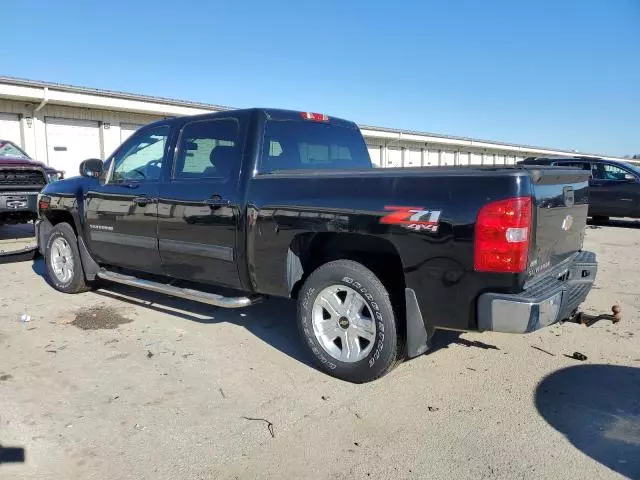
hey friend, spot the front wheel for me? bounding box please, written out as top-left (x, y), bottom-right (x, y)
top-left (45, 223), bottom-right (90, 294)
top-left (297, 260), bottom-right (401, 383)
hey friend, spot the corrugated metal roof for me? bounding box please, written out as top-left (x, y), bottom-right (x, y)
top-left (0, 76), bottom-right (612, 158)
top-left (358, 123), bottom-right (585, 155)
top-left (0, 76), bottom-right (231, 112)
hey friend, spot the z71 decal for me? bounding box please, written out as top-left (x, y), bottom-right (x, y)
top-left (380, 206), bottom-right (442, 232)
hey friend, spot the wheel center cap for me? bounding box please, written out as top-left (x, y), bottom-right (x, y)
top-left (338, 317), bottom-right (350, 329)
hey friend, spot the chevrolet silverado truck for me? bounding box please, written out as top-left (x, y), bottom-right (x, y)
top-left (0, 139), bottom-right (59, 226)
top-left (35, 109), bottom-right (597, 383)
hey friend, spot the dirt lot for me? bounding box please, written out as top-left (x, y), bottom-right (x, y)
top-left (1, 222), bottom-right (639, 480)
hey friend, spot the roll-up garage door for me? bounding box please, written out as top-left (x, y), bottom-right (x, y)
top-left (0, 113), bottom-right (22, 146)
top-left (441, 151), bottom-right (455, 166)
top-left (120, 123), bottom-right (143, 143)
top-left (405, 149), bottom-right (422, 167)
top-left (386, 147), bottom-right (402, 168)
top-left (426, 149), bottom-right (439, 166)
top-left (367, 145), bottom-right (381, 167)
top-left (46, 118), bottom-right (101, 177)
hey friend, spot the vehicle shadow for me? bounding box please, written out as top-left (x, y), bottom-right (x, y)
top-left (30, 257), bottom-right (313, 367)
top-left (0, 223), bottom-right (38, 264)
top-left (31, 257), bottom-right (502, 369)
top-left (429, 330), bottom-right (500, 353)
top-left (535, 364), bottom-right (640, 478)
top-left (587, 218), bottom-right (640, 230)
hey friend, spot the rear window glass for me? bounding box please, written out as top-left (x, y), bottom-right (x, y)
top-left (259, 120), bottom-right (372, 173)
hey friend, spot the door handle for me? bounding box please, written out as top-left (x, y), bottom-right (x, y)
top-left (134, 196), bottom-right (154, 206)
top-left (204, 197), bottom-right (231, 208)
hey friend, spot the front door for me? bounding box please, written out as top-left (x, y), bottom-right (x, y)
top-left (84, 124), bottom-right (171, 274)
top-left (157, 117), bottom-right (244, 289)
top-left (590, 162), bottom-right (639, 218)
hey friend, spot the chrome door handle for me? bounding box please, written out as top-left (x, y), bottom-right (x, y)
top-left (133, 196), bottom-right (153, 206)
top-left (204, 197), bottom-right (231, 208)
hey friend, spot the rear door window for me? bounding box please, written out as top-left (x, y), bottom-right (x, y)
top-left (173, 119), bottom-right (240, 180)
top-left (259, 120), bottom-right (372, 173)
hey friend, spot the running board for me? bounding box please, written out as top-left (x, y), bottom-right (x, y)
top-left (96, 269), bottom-right (261, 308)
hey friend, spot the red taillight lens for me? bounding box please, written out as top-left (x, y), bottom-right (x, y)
top-left (474, 196), bottom-right (532, 273)
top-left (301, 112), bottom-right (329, 122)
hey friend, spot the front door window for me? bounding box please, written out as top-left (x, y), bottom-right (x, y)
top-left (110, 126), bottom-right (170, 183)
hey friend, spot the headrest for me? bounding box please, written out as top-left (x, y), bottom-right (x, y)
top-left (210, 145), bottom-right (237, 177)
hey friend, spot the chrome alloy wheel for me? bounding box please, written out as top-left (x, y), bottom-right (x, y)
top-left (311, 285), bottom-right (377, 363)
top-left (50, 237), bottom-right (74, 284)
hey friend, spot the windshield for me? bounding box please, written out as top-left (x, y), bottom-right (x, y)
top-left (0, 140), bottom-right (30, 159)
top-left (622, 162), bottom-right (640, 175)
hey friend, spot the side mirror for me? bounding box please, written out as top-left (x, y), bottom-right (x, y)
top-left (79, 158), bottom-right (104, 178)
top-left (624, 173), bottom-right (636, 182)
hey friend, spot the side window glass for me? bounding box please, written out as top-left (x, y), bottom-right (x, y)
top-left (174, 119), bottom-right (239, 179)
top-left (593, 164), bottom-right (630, 181)
top-left (111, 126), bottom-right (169, 182)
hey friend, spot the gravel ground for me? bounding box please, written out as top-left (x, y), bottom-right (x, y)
top-left (0, 222), bottom-right (639, 480)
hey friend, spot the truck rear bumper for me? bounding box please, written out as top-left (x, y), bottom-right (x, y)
top-left (0, 192), bottom-right (38, 218)
top-left (477, 251), bottom-right (597, 334)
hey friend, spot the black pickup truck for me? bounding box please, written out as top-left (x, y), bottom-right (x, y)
top-left (36, 109), bottom-right (597, 383)
top-left (520, 156), bottom-right (640, 222)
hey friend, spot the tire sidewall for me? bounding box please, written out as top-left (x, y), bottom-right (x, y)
top-left (45, 226), bottom-right (83, 292)
top-left (298, 263), bottom-right (398, 382)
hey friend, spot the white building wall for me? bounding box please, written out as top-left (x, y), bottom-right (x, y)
top-left (0, 79), bottom-right (624, 175)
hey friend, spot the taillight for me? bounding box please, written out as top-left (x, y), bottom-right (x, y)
top-left (38, 194), bottom-right (50, 211)
top-left (301, 112), bottom-right (329, 122)
top-left (474, 196), bottom-right (532, 273)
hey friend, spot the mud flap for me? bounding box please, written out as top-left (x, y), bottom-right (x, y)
top-left (78, 235), bottom-right (99, 281)
top-left (405, 288), bottom-right (432, 358)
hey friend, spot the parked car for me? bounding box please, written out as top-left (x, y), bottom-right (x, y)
top-left (36, 109), bottom-right (596, 382)
top-left (0, 139), bottom-right (63, 226)
top-left (519, 156), bottom-right (640, 222)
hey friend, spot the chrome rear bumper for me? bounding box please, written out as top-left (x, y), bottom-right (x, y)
top-left (477, 251), bottom-right (597, 334)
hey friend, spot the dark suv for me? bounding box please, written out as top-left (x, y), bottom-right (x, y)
top-left (0, 140), bottom-right (62, 226)
top-left (519, 156), bottom-right (640, 222)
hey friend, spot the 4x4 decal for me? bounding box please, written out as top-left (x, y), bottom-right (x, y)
top-left (380, 206), bottom-right (441, 232)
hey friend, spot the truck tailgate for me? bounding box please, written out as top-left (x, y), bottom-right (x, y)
top-left (526, 167), bottom-right (590, 279)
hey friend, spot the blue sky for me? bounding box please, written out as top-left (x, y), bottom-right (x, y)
top-left (3, 0), bottom-right (639, 155)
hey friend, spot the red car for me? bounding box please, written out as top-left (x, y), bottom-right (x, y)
top-left (0, 140), bottom-right (63, 226)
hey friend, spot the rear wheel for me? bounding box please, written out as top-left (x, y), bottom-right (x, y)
top-left (45, 223), bottom-right (90, 293)
top-left (297, 260), bottom-right (401, 383)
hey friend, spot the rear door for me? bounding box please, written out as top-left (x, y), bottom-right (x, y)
top-left (157, 116), bottom-right (245, 289)
top-left (590, 162), bottom-right (640, 218)
top-left (84, 124), bottom-right (171, 274)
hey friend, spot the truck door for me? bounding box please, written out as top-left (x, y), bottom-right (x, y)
top-left (84, 124), bottom-right (170, 274)
top-left (157, 116), bottom-right (245, 289)
top-left (590, 162), bottom-right (639, 218)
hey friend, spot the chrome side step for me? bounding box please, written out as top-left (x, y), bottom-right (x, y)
top-left (96, 269), bottom-right (261, 308)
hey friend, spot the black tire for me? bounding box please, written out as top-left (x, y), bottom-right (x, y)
top-left (591, 215), bottom-right (609, 224)
top-left (297, 260), bottom-right (401, 383)
top-left (44, 222), bottom-right (90, 293)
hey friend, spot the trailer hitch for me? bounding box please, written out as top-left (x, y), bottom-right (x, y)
top-left (565, 305), bottom-right (622, 327)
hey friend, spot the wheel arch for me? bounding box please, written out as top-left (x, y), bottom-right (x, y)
top-left (287, 232), bottom-right (406, 302)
